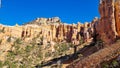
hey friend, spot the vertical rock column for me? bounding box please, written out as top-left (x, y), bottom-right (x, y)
top-left (115, 1), bottom-right (120, 37)
top-left (97, 0), bottom-right (118, 44)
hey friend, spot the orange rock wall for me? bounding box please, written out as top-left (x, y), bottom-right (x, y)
top-left (97, 0), bottom-right (117, 44)
top-left (115, 1), bottom-right (120, 37)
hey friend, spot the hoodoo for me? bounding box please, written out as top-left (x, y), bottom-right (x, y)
top-left (96, 0), bottom-right (120, 44)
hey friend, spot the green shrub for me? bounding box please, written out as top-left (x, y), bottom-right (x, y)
top-left (15, 38), bottom-right (22, 44)
top-left (112, 60), bottom-right (119, 67)
top-left (68, 43), bottom-right (74, 48)
top-left (45, 52), bottom-right (51, 58)
top-left (37, 52), bottom-right (43, 60)
top-left (19, 65), bottom-right (27, 68)
top-left (25, 45), bottom-right (33, 52)
top-left (0, 61), bottom-right (3, 67)
top-left (7, 51), bottom-right (15, 58)
top-left (59, 43), bottom-right (68, 52)
top-left (3, 60), bottom-right (17, 68)
top-left (53, 43), bottom-right (72, 56)
top-left (3, 60), bottom-right (10, 66)
top-left (102, 63), bottom-right (109, 68)
top-left (14, 44), bottom-right (20, 50)
top-left (9, 63), bottom-right (17, 68)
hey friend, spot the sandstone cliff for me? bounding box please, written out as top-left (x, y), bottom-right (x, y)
top-left (115, 0), bottom-right (120, 37)
top-left (95, 0), bottom-right (120, 44)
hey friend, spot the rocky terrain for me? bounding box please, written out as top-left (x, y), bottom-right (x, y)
top-left (0, 0), bottom-right (120, 68)
top-left (0, 17), bottom-right (96, 68)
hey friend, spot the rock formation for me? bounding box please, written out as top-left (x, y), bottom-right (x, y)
top-left (115, 0), bottom-right (120, 37)
top-left (0, 17), bottom-right (95, 46)
top-left (25, 17), bottom-right (61, 25)
top-left (0, 18), bottom-right (97, 61)
top-left (95, 0), bottom-right (120, 44)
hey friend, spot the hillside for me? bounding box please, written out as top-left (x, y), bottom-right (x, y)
top-left (67, 40), bottom-right (120, 68)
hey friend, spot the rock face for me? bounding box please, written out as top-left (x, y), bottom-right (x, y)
top-left (23, 22), bottom-right (94, 45)
top-left (95, 0), bottom-right (120, 44)
top-left (115, 0), bottom-right (120, 37)
top-left (0, 18), bottom-right (95, 46)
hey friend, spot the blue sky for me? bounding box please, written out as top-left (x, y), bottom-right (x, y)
top-left (0, 0), bottom-right (100, 25)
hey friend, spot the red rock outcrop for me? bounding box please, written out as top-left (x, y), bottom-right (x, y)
top-left (96, 0), bottom-right (118, 44)
top-left (115, 0), bottom-right (120, 37)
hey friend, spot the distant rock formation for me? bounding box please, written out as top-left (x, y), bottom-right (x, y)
top-left (25, 17), bottom-right (61, 25)
top-left (0, 17), bottom-right (96, 46)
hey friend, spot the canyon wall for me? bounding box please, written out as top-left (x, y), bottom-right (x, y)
top-left (95, 0), bottom-right (120, 44)
top-left (0, 17), bottom-right (95, 46)
top-left (1, 0), bottom-right (120, 46)
top-left (115, 0), bottom-right (120, 37)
